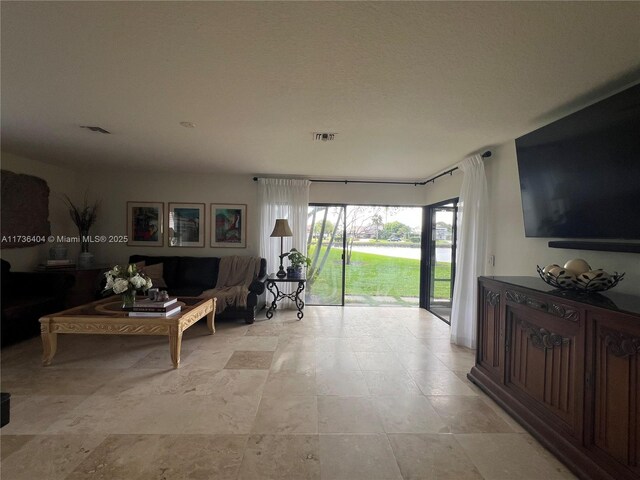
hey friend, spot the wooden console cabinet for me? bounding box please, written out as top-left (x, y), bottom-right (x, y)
top-left (38, 266), bottom-right (107, 308)
top-left (469, 276), bottom-right (640, 480)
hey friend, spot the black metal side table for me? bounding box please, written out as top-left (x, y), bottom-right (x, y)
top-left (265, 273), bottom-right (306, 320)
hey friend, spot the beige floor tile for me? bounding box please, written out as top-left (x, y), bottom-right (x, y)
top-left (252, 395), bottom-right (318, 434)
top-left (177, 346), bottom-right (234, 369)
top-left (146, 368), bottom-right (231, 395)
top-left (317, 396), bottom-right (384, 433)
top-left (92, 368), bottom-right (175, 396)
top-left (0, 305), bottom-right (576, 479)
top-left (388, 433), bottom-right (483, 479)
top-left (277, 335), bottom-right (316, 351)
top-left (394, 350), bottom-right (450, 371)
top-left (354, 351), bottom-right (406, 371)
top-left (315, 350), bottom-right (361, 372)
top-left (0, 435), bottom-right (35, 461)
top-left (151, 368), bottom-right (269, 397)
top-left (0, 395), bottom-right (89, 434)
top-left (455, 433), bottom-right (577, 479)
top-left (42, 335), bottom-right (160, 369)
top-left (0, 367), bottom-right (123, 395)
top-left (130, 343), bottom-right (197, 368)
top-left (238, 434), bottom-right (320, 480)
top-left (263, 370), bottom-right (316, 396)
top-left (405, 323), bottom-right (451, 339)
top-left (279, 320), bottom-right (318, 336)
top-left (410, 370), bottom-right (478, 396)
top-left (0, 338), bottom-right (44, 369)
top-left (376, 325), bottom-right (416, 338)
top-left (456, 372), bottom-right (528, 433)
top-left (374, 394), bottom-right (449, 433)
top-left (315, 337), bottom-right (353, 352)
top-left (219, 335), bottom-right (280, 351)
top-left (45, 393), bottom-right (261, 434)
top-left (384, 335), bottom-right (431, 353)
top-left (318, 434), bottom-right (402, 480)
top-left (475, 390), bottom-right (528, 434)
top-left (270, 349), bottom-right (316, 373)
top-left (66, 434), bottom-right (247, 480)
top-left (0, 433), bottom-right (106, 480)
top-left (433, 351), bottom-right (476, 371)
top-left (348, 336), bottom-right (391, 352)
top-left (428, 396), bottom-right (514, 433)
top-left (363, 370), bottom-right (422, 396)
top-left (316, 370), bottom-right (370, 396)
top-left (421, 338), bottom-right (473, 354)
top-left (224, 350), bottom-right (274, 369)
top-left (211, 322), bottom-right (251, 337)
top-left (246, 323), bottom-right (284, 336)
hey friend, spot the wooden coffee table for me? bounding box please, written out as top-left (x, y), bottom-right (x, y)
top-left (39, 296), bottom-right (216, 368)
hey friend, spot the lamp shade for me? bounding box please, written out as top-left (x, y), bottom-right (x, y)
top-left (270, 219), bottom-right (293, 238)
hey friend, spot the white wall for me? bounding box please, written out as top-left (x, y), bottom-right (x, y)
top-left (0, 151), bottom-right (80, 270)
top-left (310, 181), bottom-right (427, 206)
top-left (484, 141), bottom-right (639, 296)
top-left (88, 174), bottom-right (431, 265)
top-left (84, 171), bottom-right (259, 266)
top-left (424, 169), bottom-right (463, 206)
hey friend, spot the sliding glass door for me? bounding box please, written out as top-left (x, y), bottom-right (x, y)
top-left (306, 205), bottom-right (346, 305)
top-left (307, 204), bottom-right (422, 307)
top-left (422, 199), bottom-right (458, 323)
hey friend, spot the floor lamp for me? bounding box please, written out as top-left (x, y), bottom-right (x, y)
top-left (270, 219), bottom-right (293, 278)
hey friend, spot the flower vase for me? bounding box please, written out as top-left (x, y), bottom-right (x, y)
top-left (78, 231), bottom-right (94, 268)
top-left (121, 290), bottom-right (136, 309)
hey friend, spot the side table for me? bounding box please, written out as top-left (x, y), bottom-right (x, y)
top-left (265, 273), bottom-right (306, 320)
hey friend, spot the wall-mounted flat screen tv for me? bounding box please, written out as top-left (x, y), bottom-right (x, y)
top-left (515, 83), bottom-right (640, 239)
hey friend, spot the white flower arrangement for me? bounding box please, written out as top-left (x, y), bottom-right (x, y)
top-left (103, 264), bottom-right (152, 296)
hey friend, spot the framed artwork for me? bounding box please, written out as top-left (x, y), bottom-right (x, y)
top-left (168, 202), bottom-right (205, 247)
top-left (127, 202), bottom-right (164, 247)
top-left (211, 203), bottom-right (247, 248)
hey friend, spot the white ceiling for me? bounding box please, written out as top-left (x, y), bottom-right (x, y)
top-left (2, 2), bottom-right (639, 181)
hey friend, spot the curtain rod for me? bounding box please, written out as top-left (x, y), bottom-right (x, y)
top-left (253, 151), bottom-right (492, 186)
top-left (253, 150), bottom-right (491, 186)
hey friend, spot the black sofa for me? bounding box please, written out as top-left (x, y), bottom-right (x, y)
top-left (129, 255), bottom-right (267, 324)
top-left (1, 259), bottom-right (75, 347)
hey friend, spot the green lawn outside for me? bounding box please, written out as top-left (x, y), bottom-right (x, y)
top-left (307, 246), bottom-right (451, 304)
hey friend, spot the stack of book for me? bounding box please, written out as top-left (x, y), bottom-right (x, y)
top-left (37, 259), bottom-right (76, 270)
top-left (127, 297), bottom-right (181, 317)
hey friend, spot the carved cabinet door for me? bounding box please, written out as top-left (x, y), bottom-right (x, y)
top-left (477, 281), bottom-right (503, 381)
top-left (587, 310), bottom-right (640, 478)
top-left (504, 289), bottom-right (585, 441)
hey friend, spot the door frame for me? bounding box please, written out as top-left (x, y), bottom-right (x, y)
top-left (420, 197), bottom-right (459, 323)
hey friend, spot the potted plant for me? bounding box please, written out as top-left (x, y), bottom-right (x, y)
top-left (63, 194), bottom-right (99, 268)
top-left (286, 248), bottom-right (311, 279)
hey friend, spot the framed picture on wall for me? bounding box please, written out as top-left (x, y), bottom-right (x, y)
top-left (127, 201), bottom-right (164, 247)
top-left (168, 202), bottom-right (205, 247)
top-left (211, 203), bottom-right (247, 248)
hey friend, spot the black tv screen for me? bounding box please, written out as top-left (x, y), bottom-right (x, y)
top-left (515, 83), bottom-right (640, 239)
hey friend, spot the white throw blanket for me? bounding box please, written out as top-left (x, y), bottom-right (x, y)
top-left (199, 256), bottom-right (262, 313)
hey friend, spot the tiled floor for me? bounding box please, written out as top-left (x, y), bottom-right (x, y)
top-left (0, 307), bottom-right (576, 479)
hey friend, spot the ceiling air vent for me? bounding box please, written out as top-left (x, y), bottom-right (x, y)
top-left (80, 125), bottom-right (111, 134)
top-left (313, 132), bottom-right (337, 141)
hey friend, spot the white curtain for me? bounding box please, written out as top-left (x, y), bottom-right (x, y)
top-left (450, 154), bottom-right (489, 348)
top-left (258, 178), bottom-right (311, 308)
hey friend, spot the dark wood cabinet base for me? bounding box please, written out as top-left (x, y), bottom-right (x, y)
top-left (468, 367), bottom-right (617, 480)
top-left (472, 277), bottom-right (640, 480)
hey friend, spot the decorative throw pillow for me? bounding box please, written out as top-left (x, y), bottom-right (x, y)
top-left (135, 261), bottom-right (167, 289)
